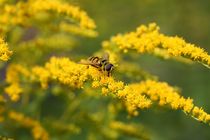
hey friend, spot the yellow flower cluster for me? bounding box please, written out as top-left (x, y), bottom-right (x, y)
top-left (32, 67), bottom-right (50, 89)
top-left (103, 23), bottom-right (210, 67)
top-left (31, 57), bottom-right (210, 123)
top-left (9, 111), bottom-right (49, 140)
top-left (191, 106), bottom-right (210, 123)
top-left (0, 0), bottom-right (96, 31)
top-left (32, 57), bottom-right (151, 113)
top-left (0, 2), bottom-right (28, 28)
top-left (31, 0), bottom-right (96, 29)
top-left (5, 64), bottom-right (30, 101)
top-left (0, 37), bottom-right (12, 61)
top-left (91, 76), bottom-right (152, 116)
top-left (130, 80), bottom-right (210, 123)
top-left (32, 57), bottom-right (89, 88)
top-left (117, 85), bottom-right (152, 116)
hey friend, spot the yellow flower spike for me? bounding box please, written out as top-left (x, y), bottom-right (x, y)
top-left (9, 111), bottom-right (49, 140)
top-left (103, 23), bottom-right (210, 68)
top-left (92, 81), bottom-right (100, 88)
top-left (101, 87), bottom-right (109, 96)
top-left (31, 57), bottom-right (151, 114)
top-left (39, 57), bottom-right (89, 88)
top-left (30, 0), bottom-right (96, 29)
top-left (182, 97), bottom-right (194, 113)
top-left (5, 64), bottom-right (30, 101)
top-left (0, 37), bottom-right (12, 61)
top-left (32, 66), bottom-right (50, 89)
top-left (0, 2), bottom-right (29, 27)
top-left (0, 0), bottom-right (96, 34)
top-left (30, 57), bottom-right (210, 124)
top-left (4, 84), bottom-right (22, 101)
top-left (117, 85), bottom-right (152, 114)
top-left (191, 107), bottom-right (210, 123)
top-left (131, 80), bottom-right (210, 124)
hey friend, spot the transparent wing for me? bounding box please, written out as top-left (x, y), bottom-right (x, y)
top-left (102, 52), bottom-right (109, 61)
top-left (79, 59), bottom-right (101, 68)
top-left (78, 59), bottom-right (91, 65)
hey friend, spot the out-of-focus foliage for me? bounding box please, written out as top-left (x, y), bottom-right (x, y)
top-left (1, 0), bottom-right (210, 140)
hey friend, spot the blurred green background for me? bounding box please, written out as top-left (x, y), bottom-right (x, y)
top-left (69, 0), bottom-right (210, 139)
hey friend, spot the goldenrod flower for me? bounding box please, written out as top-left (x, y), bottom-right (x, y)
top-left (117, 85), bottom-right (152, 115)
top-left (0, 0), bottom-right (96, 31)
top-left (32, 67), bottom-right (50, 89)
top-left (4, 84), bottom-right (22, 101)
top-left (4, 64), bottom-right (30, 101)
top-left (32, 57), bottom-right (151, 113)
top-left (0, 37), bottom-right (12, 61)
top-left (103, 23), bottom-right (210, 67)
top-left (9, 111), bottom-right (49, 140)
top-left (130, 80), bottom-right (210, 123)
top-left (0, 2), bottom-right (29, 28)
top-left (31, 57), bottom-right (210, 123)
top-left (129, 80), bottom-right (192, 110)
top-left (191, 107), bottom-right (210, 123)
top-left (30, 0), bottom-right (96, 29)
top-left (32, 57), bottom-right (89, 88)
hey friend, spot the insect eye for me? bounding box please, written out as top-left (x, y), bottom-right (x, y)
top-left (105, 64), bottom-right (113, 71)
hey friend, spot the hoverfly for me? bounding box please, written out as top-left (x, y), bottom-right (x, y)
top-left (79, 53), bottom-right (114, 76)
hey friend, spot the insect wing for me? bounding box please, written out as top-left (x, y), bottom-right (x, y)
top-left (79, 59), bottom-right (101, 68)
top-left (102, 52), bottom-right (109, 61)
top-left (79, 59), bottom-right (91, 65)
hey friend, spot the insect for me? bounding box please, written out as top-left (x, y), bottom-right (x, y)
top-left (79, 53), bottom-right (114, 76)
